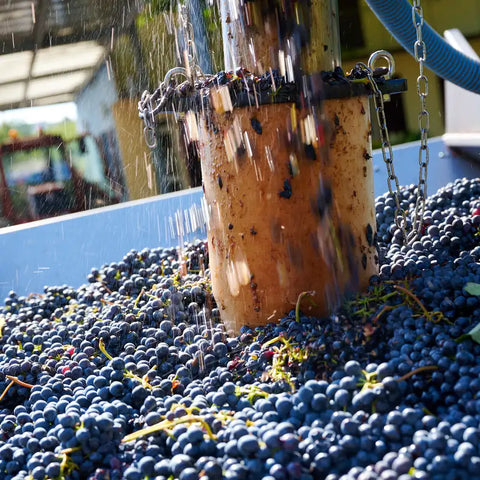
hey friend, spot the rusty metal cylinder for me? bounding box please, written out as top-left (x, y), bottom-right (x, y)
top-left (195, 0), bottom-right (378, 334)
top-left (198, 96), bottom-right (378, 334)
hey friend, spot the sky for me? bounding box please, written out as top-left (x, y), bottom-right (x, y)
top-left (0, 102), bottom-right (78, 125)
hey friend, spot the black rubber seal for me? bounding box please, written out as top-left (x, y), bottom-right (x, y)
top-left (157, 68), bottom-right (407, 113)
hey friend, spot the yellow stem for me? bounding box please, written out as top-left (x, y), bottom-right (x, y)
top-left (295, 291), bottom-right (316, 322)
top-left (60, 447), bottom-right (82, 455)
top-left (0, 380), bottom-right (14, 402)
top-left (124, 370), bottom-right (153, 390)
top-left (394, 285), bottom-right (430, 317)
top-left (98, 338), bottom-right (113, 361)
top-left (134, 288), bottom-right (145, 308)
top-left (262, 335), bottom-right (284, 349)
top-left (372, 304), bottom-right (395, 323)
top-left (122, 414), bottom-right (216, 443)
top-left (396, 365), bottom-right (438, 382)
top-left (6, 375), bottom-right (34, 388)
top-left (100, 298), bottom-right (115, 305)
top-left (100, 283), bottom-right (114, 294)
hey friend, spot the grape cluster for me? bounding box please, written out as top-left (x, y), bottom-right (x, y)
top-left (0, 178), bottom-right (480, 479)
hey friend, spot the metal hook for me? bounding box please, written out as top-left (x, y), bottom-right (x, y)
top-left (144, 125), bottom-right (157, 149)
top-left (163, 67), bottom-right (189, 86)
top-left (368, 50), bottom-right (396, 80)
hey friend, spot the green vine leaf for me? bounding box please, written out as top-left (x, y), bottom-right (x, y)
top-left (467, 323), bottom-right (480, 344)
top-left (464, 282), bottom-right (480, 296)
top-left (456, 322), bottom-right (480, 344)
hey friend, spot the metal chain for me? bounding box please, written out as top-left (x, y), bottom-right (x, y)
top-left (179, 3), bottom-right (208, 83)
top-left (409, 0), bottom-right (430, 243)
top-left (139, 68), bottom-right (189, 148)
top-left (179, 3), bottom-right (196, 80)
top-left (356, 55), bottom-right (409, 242)
top-left (138, 4), bottom-right (207, 149)
top-left (359, 34), bottom-right (430, 244)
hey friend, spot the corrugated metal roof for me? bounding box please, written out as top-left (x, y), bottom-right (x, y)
top-left (0, 41), bottom-right (105, 108)
top-left (0, 0), bottom-right (144, 110)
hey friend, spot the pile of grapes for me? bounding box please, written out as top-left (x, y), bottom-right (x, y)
top-left (1, 177), bottom-right (480, 480)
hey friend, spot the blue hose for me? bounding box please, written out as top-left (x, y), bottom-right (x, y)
top-left (364, 0), bottom-right (480, 94)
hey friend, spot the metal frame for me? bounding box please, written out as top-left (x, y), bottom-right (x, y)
top-left (0, 0), bottom-right (144, 110)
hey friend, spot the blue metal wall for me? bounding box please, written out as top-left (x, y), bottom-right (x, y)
top-left (372, 137), bottom-right (480, 198)
top-left (0, 188), bottom-right (204, 300)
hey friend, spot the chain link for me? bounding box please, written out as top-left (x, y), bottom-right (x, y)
top-left (179, 4), bottom-right (197, 81)
top-left (409, 0), bottom-right (430, 243)
top-left (139, 73), bottom-right (188, 148)
top-left (356, 58), bottom-right (409, 242)
top-left (138, 5), bottom-right (208, 149)
top-left (359, 3), bottom-right (430, 245)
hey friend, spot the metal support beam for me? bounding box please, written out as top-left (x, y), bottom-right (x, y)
top-left (0, 66), bottom-right (97, 89)
top-left (22, 0), bottom-right (50, 104)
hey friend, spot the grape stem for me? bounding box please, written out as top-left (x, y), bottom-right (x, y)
top-left (0, 380), bottom-right (14, 402)
top-left (99, 338), bottom-right (156, 390)
top-left (295, 291), bottom-right (316, 322)
top-left (0, 375), bottom-right (34, 402)
top-left (394, 285), bottom-right (429, 317)
top-left (262, 335), bottom-right (285, 349)
top-left (57, 447), bottom-right (81, 477)
top-left (394, 285), bottom-right (450, 324)
top-left (134, 288), bottom-right (145, 308)
top-left (122, 414), bottom-right (217, 443)
top-left (360, 365), bottom-right (438, 392)
top-left (100, 282), bottom-right (114, 294)
top-left (372, 304), bottom-right (395, 323)
top-left (6, 375), bottom-right (34, 388)
top-left (100, 298), bottom-right (115, 306)
top-left (395, 365), bottom-right (438, 382)
top-left (98, 338), bottom-right (113, 361)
